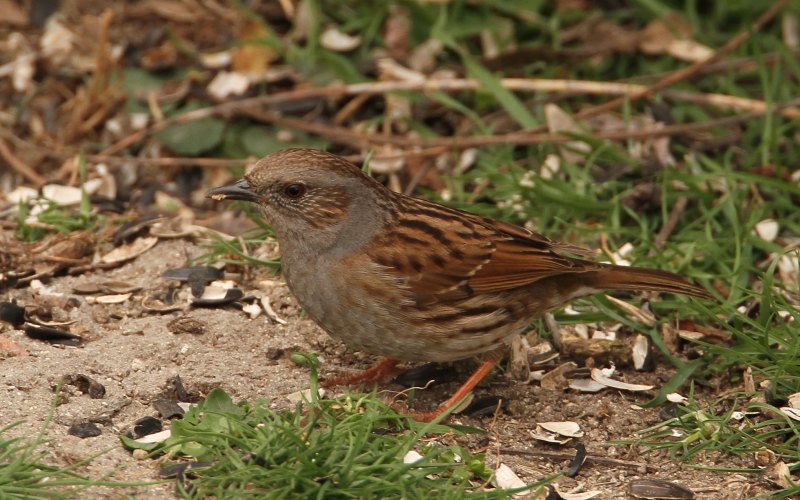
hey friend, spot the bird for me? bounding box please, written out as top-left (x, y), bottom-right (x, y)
top-left (207, 148), bottom-right (710, 421)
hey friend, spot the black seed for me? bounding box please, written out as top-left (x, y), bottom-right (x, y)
top-left (0, 301), bottom-right (25, 328)
top-left (62, 373), bottom-right (106, 399)
top-left (463, 396), bottom-right (507, 418)
top-left (393, 363), bottom-right (461, 387)
top-left (566, 443), bottom-right (587, 478)
top-left (69, 422), bottom-right (102, 438)
top-left (154, 399), bottom-right (185, 419)
top-left (132, 416), bottom-right (163, 439)
top-left (24, 322), bottom-right (82, 346)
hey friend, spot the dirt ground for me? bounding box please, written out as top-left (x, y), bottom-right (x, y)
top-left (0, 238), bottom-right (770, 499)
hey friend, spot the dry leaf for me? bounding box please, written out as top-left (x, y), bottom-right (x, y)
top-left (101, 236), bottom-right (158, 264)
top-left (320, 27), bottom-right (361, 52)
top-left (568, 378), bottom-right (607, 393)
top-left (493, 463), bottom-right (526, 491)
top-left (0, 0), bottom-right (27, 26)
top-left (132, 0), bottom-right (200, 23)
top-left (590, 368), bottom-right (653, 391)
top-left (754, 219), bottom-right (779, 242)
top-left (207, 71), bottom-right (251, 100)
top-left (639, 14), bottom-right (693, 54)
top-left (544, 104), bottom-right (590, 164)
top-left (538, 421), bottom-right (583, 438)
top-left (231, 18), bottom-right (278, 75)
top-left (384, 5), bottom-right (410, 61)
top-left (666, 39), bottom-right (713, 62)
top-left (95, 293), bottom-right (132, 304)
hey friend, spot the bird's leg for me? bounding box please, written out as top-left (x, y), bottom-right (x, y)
top-left (323, 357), bottom-right (402, 388)
top-left (412, 353), bottom-right (502, 422)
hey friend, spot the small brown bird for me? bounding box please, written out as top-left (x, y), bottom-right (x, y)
top-left (208, 149), bottom-right (710, 420)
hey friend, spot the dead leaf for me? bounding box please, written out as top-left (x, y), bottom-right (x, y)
top-left (207, 71), bottom-right (251, 100)
top-left (321, 27), bottom-right (361, 52)
top-left (666, 39), bottom-right (713, 62)
top-left (639, 14), bottom-right (693, 54)
top-left (509, 335), bottom-right (530, 381)
top-left (545, 104), bottom-right (590, 164)
top-left (130, 0), bottom-right (201, 23)
top-left (763, 461), bottom-right (792, 489)
top-left (540, 361), bottom-right (578, 390)
top-left (784, 12), bottom-right (800, 48)
top-left (0, 0), bottom-right (27, 26)
top-left (493, 463), bottom-right (526, 491)
top-left (408, 38), bottom-right (443, 73)
top-left (101, 236), bottom-right (158, 264)
top-left (568, 379), bottom-right (606, 393)
top-left (605, 295), bottom-right (656, 327)
top-left (140, 40), bottom-right (178, 71)
top-left (754, 219), bottom-right (779, 242)
top-left (0, 334), bottom-right (28, 357)
top-left (538, 421), bottom-right (583, 438)
top-left (231, 18), bottom-right (278, 75)
top-left (384, 5), bottom-right (410, 61)
top-left (591, 368), bottom-right (653, 391)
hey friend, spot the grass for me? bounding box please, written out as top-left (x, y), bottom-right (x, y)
top-left (5, 0), bottom-right (800, 497)
top-left (0, 388), bottom-right (147, 499)
top-left (0, 421), bottom-right (91, 499)
top-left (195, 202), bottom-right (281, 271)
top-left (122, 354), bottom-right (548, 498)
top-left (15, 155), bottom-right (97, 242)
top-left (190, 3), bottom-right (800, 494)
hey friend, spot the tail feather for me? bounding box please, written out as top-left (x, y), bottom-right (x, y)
top-left (588, 264), bottom-right (711, 299)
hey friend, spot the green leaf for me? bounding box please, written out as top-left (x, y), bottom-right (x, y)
top-left (156, 108), bottom-right (226, 156)
top-left (461, 54), bottom-right (538, 129)
top-left (119, 434), bottom-right (159, 452)
top-left (641, 359), bottom-right (703, 408)
top-left (201, 388), bottom-right (243, 415)
top-left (240, 125), bottom-right (329, 157)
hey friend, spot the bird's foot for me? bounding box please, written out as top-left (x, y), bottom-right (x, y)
top-left (322, 357), bottom-right (402, 388)
top-left (405, 356), bottom-right (500, 422)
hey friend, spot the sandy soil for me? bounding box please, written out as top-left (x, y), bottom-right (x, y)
top-left (1, 239), bottom-right (767, 498)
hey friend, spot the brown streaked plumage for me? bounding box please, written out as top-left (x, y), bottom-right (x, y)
top-left (208, 148), bottom-right (711, 420)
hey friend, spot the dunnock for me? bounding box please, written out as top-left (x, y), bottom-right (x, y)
top-left (208, 149), bottom-right (710, 420)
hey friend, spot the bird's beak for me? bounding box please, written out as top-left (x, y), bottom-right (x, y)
top-left (206, 178), bottom-right (259, 203)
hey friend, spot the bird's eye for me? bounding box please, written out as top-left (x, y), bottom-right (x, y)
top-left (283, 183), bottom-right (306, 199)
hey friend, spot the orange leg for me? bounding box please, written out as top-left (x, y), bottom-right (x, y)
top-left (412, 356), bottom-right (501, 422)
top-left (323, 357), bottom-right (401, 388)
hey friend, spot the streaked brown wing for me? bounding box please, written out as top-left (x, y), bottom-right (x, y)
top-left (365, 197), bottom-right (598, 298)
top-left (467, 236), bottom-right (597, 293)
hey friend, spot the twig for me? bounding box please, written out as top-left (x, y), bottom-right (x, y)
top-left (75, 103), bottom-right (794, 169)
top-left (576, 0), bottom-right (790, 120)
top-left (99, 72), bottom-right (800, 157)
top-left (246, 105), bottom-right (779, 150)
top-left (501, 448), bottom-right (654, 471)
top-left (10, 96), bottom-right (796, 177)
top-left (403, 161), bottom-right (434, 195)
top-left (654, 196), bottom-right (688, 250)
top-left (627, 52), bottom-right (782, 84)
top-left (0, 138), bottom-right (47, 186)
top-left (82, 156), bottom-right (253, 168)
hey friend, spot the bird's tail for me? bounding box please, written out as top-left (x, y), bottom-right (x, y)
top-left (585, 263), bottom-right (711, 299)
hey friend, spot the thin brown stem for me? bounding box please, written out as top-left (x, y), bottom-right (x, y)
top-left (654, 196), bottom-right (689, 250)
top-left (576, 0), bottom-right (790, 120)
top-left (0, 138), bottom-right (47, 187)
